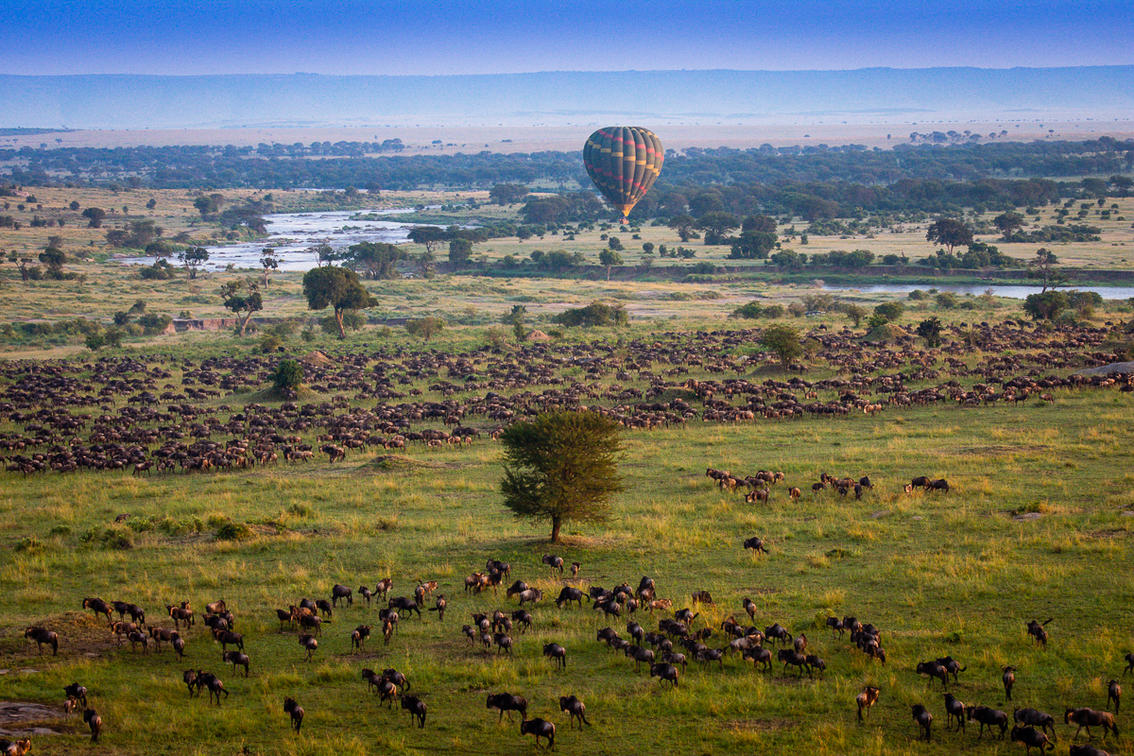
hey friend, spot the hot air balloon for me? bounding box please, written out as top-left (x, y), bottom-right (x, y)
top-left (583, 126), bottom-right (663, 223)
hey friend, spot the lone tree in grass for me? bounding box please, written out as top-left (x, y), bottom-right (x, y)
top-left (219, 278), bottom-right (263, 336)
top-left (272, 359), bottom-right (303, 396)
top-left (499, 411), bottom-right (623, 543)
top-left (759, 324), bottom-right (803, 366)
top-left (926, 218), bottom-right (973, 254)
top-left (302, 266), bottom-right (375, 339)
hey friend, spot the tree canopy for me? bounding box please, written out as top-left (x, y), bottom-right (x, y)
top-left (219, 278), bottom-right (263, 336)
top-left (925, 218), bottom-right (973, 253)
top-left (759, 324), bottom-right (803, 366)
top-left (301, 266), bottom-right (375, 338)
top-left (499, 410), bottom-right (623, 542)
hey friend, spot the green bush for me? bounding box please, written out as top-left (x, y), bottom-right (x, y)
top-left (214, 520), bottom-right (253, 541)
top-left (273, 359), bottom-right (304, 391)
top-left (552, 302), bottom-right (629, 327)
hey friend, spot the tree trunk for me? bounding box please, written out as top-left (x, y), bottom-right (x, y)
top-left (606, 265), bottom-right (611, 281)
top-left (550, 516), bottom-right (562, 543)
top-left (335, 309), bottom-right (346, 339)
top-left (238, 312), bottom-right (252, 337)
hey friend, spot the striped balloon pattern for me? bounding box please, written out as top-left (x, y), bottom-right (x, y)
top-left (583, 126), bottom-right (664, 222)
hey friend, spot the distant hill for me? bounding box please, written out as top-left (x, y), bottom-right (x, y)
top-left (2, 67), bottom-right (1132, 129)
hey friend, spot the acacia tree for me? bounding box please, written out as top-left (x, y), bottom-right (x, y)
top-left (667, 214), bottom-right (696, 242)
top-left (993, 211), bottom-right (1025, 238)
top-left (408, 226), bottom-right (447, 255)
top-left (598, 248), bottom-right (622, 280)
top-left (759, 324), bottom-right (803, 366)
top-left (219, 278), bottom-right (263, 336)
top-left (259, 248), bottom-right (279, 288)
top-left (1027, 247), bottom-right (1063, 291)
top-left (926, 218), bottom-right (973, 253)
top-left (499, 410), bottom-right (623, 543)
top-left (916, 317), bottom-right (944, 347)
top-left (177, 247), bottom-right (209, 279)
top-left (302, 266), bottom-right (375, 338)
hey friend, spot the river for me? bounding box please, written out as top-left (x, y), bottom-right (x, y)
top-left (121, 208), bottom-right (418, 271)
top-left (822, 283), bottom-right (1134, 300)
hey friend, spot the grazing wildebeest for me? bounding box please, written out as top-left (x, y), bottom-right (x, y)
top-left (911, 704), bottom-right (933, 741)
top-left (1011, 725), bottom-right (1054, 754)
top-left (778, 649), bottom-right (807, 676)
top-left (1014, 707), bottom-right (1056, 738)
top-left (650, 662), bottom-right (679, 687)
top-left (556, 586), bottom-right (586, 609)
top-left (743, 536), bottom-right (768, 554)
top-left (486, 692), bottom-right (527, 722)
top-left (969, 705), bottom-right (1009, 739)
top-left (283, 697), bottom-right (304, 732)
top-left (520, 717), bottom-right (556, 749)
top-left (916, 660), bottom-right (950, 689)
top-left (542, 554), bottom-right (564, 573)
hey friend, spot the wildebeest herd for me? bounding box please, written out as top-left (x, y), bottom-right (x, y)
top-left (1, 322), bottom-right (1131, 477)
top-left (18, 497), bottom-right (1130, 752)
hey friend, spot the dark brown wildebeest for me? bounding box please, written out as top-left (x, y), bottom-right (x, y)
top-left (1106, 680), bottom-right (1120, 714)
top-left (1003, 665), bottom-right (1016, 700)
top-left (83, 597), bottom-right (113, 624)
top-left (331, 584), bottom-right (352, 607)
top-left (83, 708), bottom-right (103, 742)
top-left (64, 682), bottom-right (88, 707)
top-left (283, 697), bottom-right (304, 732)
top-left (401, 695), bottom-right (427, 728)
top-left (778, 649), bottom-right (807, 676)
top-left (560, 695), bottom-right (590, 729)
top-left (911, 704), bottom-right (933, 741)
top-left (916, 660), bottom-right (950, 689)
top-left (927, 478), bottom-right (950, 492)
top-left (743, 536), bottom-right (768, 554)
top-left (943, 693), bottom-right (966, 731)
top-left (24, 626), bottom-right (58, 655)
top-left (745, 646), bottom-right (772, 672)
top-left (428, 595), bottom-right (446, 621)
top-left (1010, 725), bottom-right (1054, 754)
top-left (856, 686), bottom-right (880, 722)
top-left (223, 650), bottom-right (250, 677)
top-left (520, 717), bottom-right (555, 748)
top-left (486, 692), bottom-right (527, 722)
top-left (650, 661), bottom-right (679, 687)
top-left (543, 642), bottom-right (566, 669)
top-left (542, 554), bottom-right (564, 573)
top-left (556, 587), bottom-right (586, 609)
top-left (1068, 745), bottom-right (1112, 756)
top-left (1026, 618), bottom-right (1053, 647)
top-left (298, 634), bottom-right (318, 662)
top-left (351, 625), bottom-right (371, 651)
top-left (1123, 652), bottom-right (1134, 675)
top-left (1014, 707), bottom-right (1056, 738)
top-left (969, 705), bottom-right (1009, 739)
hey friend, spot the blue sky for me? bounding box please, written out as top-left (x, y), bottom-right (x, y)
top-left (1, 0), bottom-right (1131, 75)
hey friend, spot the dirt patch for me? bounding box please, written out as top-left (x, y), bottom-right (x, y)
top-left (0, 701), bottom-right (66, 737)
top-left (0, 611), bottom-right (119, 663)
top-left (957, 444), bottom-right (1049, 456)
top-left (1088, 528), bottom-right (1127, 539)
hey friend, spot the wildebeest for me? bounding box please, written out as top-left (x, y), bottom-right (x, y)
top-left (650, 662), bottom-right (679, 687)
top-left (943, 693), bottom-right (966, 731)
top-left (83, 597), bottom-right (113, 624)
top-left (1011, 725), bottom-right (1054, 753)
top-left (560, 695), bottom-right (590, 729)
top-left (916, 660), bottom-right (950, 689)
top-left (402, 695), bottom-right (427, 728)
top-left (1014, 707), bottom-right (1056, 737)
top-left (283, 697), bottom-right (304, 732)
top-left (743, 536), bottom-right (768, 554)
top-left (911, 703), bottom-right (933, 741)
top-left (486, 692), bottom-right (527, 722)
top-left (1064, 707), bottom-right (1119, 740)
top-left (969, 705), bottom-right (1009, 739)
top-left (83, 708), bottom-right (103, 742)
top-left (542, 554), bottom-right (564, 573)
top-left (331, 584), bottom-right (352, 607)
top-left (351, 624), bottom-right (371, 651)
top-left (556, 586), bottom-right (586, 609)
top-left (856, 685), bottom-right (879, 722)
top-left (1106, 680), bottom-right (1120, 714)
top-left (520, 717), bottom-right (556, 749)
top-left (543, 643), bottom-right (566, 669)
top-left (1124, 652), bottom-right (1134, 675)
top-left (222, 650), bottom-right (250, 677)
top-left (1027, 618), bottom-right (1053, 647)
top-left (1003, 665), bottom-right (1016, 700)
top-left (24, 626), bottom-right (58, 655)
top-left (777, 649), bottom-right (807, 676)
top-left (298, 634), bottom-right (318, 661)
top-left (1068, 745), bottom-right (1112, 756)
top-left (64, 682), bottom-right (88, 707)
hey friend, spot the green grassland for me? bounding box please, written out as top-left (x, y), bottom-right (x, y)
top-left (1, 373), bottom-right (1133, 754)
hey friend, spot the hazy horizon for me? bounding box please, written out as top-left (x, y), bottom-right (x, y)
top-left (2, 0), bottom-right (1131, 76)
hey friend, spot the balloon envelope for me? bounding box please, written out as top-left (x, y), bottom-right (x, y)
top-left (583, 126), bottom-right (663, 221)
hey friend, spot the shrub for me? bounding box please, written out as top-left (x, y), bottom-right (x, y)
top-left (873, 302), bottom-right (905, 322)
top-left (273, 359), bottom-right (304, 391)
top-left (552, 302), bottom-right (629, 327)
top-left (214, 520), bottom-right (253, 541)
